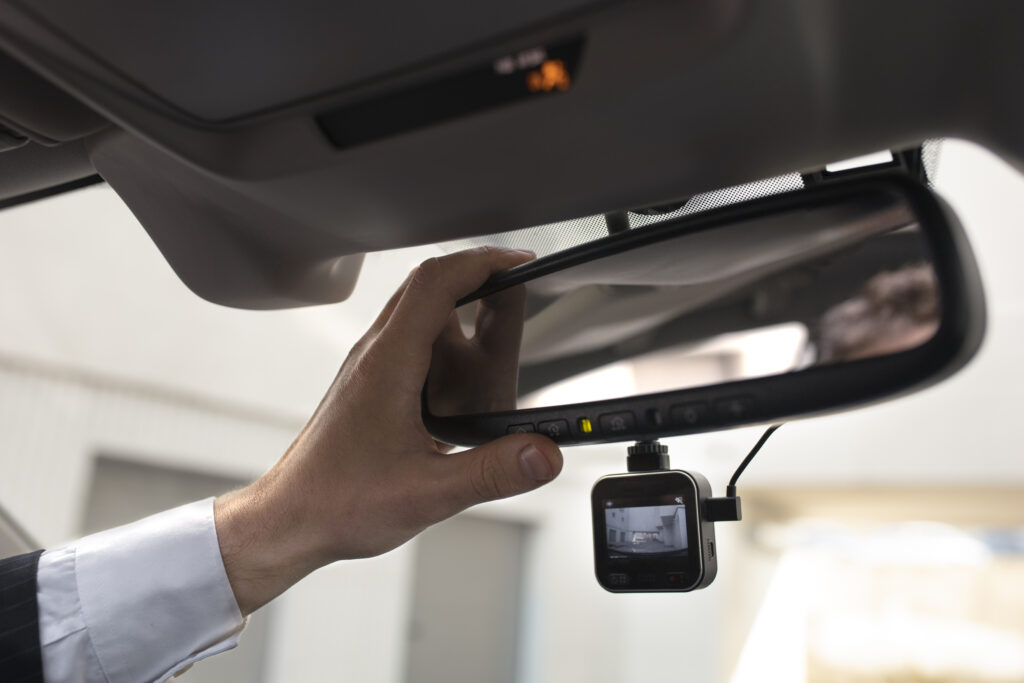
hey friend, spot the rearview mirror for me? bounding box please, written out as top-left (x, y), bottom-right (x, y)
top-left (423, 175), bottom-right (985, 446)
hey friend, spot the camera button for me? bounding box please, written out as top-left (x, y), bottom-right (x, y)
top-left (637, 573), bottom-right (657, 587)
top-left (538, 419), bottom-right (570, 440)
top-left (598, 411), bottom-right (635, 434)
top-left (507, 423), bottom-right (535, 434)
top-left (607, 573), bottom-right (630, 587)
top-left (666, 572), bottom-right (687, 586)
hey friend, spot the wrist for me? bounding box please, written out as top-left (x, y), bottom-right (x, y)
top-left (214, 475), bottom-right (324, 615)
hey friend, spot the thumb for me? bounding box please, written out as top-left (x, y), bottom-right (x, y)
top-left (446, 435), bottom-right (563, 508)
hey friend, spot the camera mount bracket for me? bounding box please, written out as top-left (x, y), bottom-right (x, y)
top-left (626, 440), bottom-right (670, 472)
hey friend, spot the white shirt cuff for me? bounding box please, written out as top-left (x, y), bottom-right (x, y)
top-left (37, 498), bottom-right (246, 683)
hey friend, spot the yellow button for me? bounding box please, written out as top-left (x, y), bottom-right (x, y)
top-left (578, 418), bottom-right (593, 433)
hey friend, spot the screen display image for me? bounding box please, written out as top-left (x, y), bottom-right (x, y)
top-left (603, 501), bottom-right (688, 559)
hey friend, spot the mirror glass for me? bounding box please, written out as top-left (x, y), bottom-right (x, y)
top-left (426, 190), bottom-right (941, 417)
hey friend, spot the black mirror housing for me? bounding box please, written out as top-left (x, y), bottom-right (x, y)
top-left (423, 175), bottom-right (986, 447)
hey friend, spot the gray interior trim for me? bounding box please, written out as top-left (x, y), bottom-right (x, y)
top-left (88, 130), bottom-right (366, 309)
top-left (0, 139), bottom-right (96, 202)
top-left (0, 48), bottom-right (108, 142)
top-left (0, 172), bottom-right (102, 210)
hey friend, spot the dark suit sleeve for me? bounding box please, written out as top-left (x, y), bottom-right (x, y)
top-left (0, 550), bottom-right (44, 683)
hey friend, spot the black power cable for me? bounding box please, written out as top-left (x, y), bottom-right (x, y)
top-left (726, 424), bottom-right (783, 498)
top-left (706, 424), bottom-right (783, 522)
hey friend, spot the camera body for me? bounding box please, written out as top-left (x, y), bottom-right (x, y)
top-left (591, 470), bottom-right (718, 592)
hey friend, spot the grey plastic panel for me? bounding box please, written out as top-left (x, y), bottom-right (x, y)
top-left (0, 140), bottom-right (94, 202)
top-left (0, 49), bottom-right (107, 142)
top-left (11, 0), bottom-right (606, 121)
top-left (87, 131), bottom-right (365, 309)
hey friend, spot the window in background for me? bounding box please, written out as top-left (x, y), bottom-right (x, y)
top-left (404, 514), bottom-right (528, 683)
top-left (731, 489), bottom-right (1024, 683)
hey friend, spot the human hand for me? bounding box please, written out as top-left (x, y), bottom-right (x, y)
top-left (214, 247), bottom-right (563, 615)
top-left (426, 282), bottom-right (527, 417)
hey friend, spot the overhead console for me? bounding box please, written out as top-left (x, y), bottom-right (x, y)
top-left (9, 0), bottom-right (603, 123)
top-left (0, 1), bottom-right (1020, 308)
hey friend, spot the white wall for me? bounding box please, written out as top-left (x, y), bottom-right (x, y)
top-left (0, 139), bottom-right (1022, 683)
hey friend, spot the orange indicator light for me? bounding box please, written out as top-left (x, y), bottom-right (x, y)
top-left (526, 59), bottom-right (571, 93)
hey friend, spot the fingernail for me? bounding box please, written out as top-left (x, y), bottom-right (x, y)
top-left (511, 248), bottom-right (536, 258)
top-left (519, 445), bottom-right (553, 481)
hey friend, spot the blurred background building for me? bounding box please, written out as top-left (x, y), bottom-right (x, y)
top-left (0, 139), bottom-right (1021, 682)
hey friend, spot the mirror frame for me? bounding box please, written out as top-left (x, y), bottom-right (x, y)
top-left (423, 174), bottom-right (986, 447)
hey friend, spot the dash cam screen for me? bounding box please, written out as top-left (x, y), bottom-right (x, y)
top-left (602, 497), bottom-right (689, 559)
top-left (593, 471), bottom-right (713, 592)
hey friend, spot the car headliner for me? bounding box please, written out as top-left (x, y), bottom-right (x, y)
top-left (0, 1), bottom-right (1020, 309)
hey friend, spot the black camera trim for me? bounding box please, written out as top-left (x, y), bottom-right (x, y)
top-left (423, 174), bottom-right (986, 447)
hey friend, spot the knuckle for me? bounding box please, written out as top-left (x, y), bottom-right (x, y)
top-left (344, 331), bottom-right (379, 368)
top-left (348, 331), bottom-right (374, 356)
top-left (411, 257), bottom-right (443, 288)
top-left (410, 255), bottom-right (459, 304)
top-left (467, 245), bottom-right (498, 259)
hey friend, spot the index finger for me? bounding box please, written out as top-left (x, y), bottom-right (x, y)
top-left (382, 246), bottom-right (535, 349)
top-left (475, 283), bottom-right (527, 356)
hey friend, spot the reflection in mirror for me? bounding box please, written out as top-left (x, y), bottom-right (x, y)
top-left (426, 191), bottom-right (941, 417)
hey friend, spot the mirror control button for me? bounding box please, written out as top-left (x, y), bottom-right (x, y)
top-left (671, 401), bottom-right (709, 426)
top-left (645, 408), bottom-right (664, 427)
top-left (599, 411), bottom-right (635, 434)
top-left (537, 419), bottom-right (570, 440)
top-left (507, 423), bottom-right (535, 434)
top-left (715, 396), bottom-right (753, 420)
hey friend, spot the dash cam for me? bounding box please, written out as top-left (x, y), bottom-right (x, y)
top-left (592, 470), bottom-right (718, 592)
